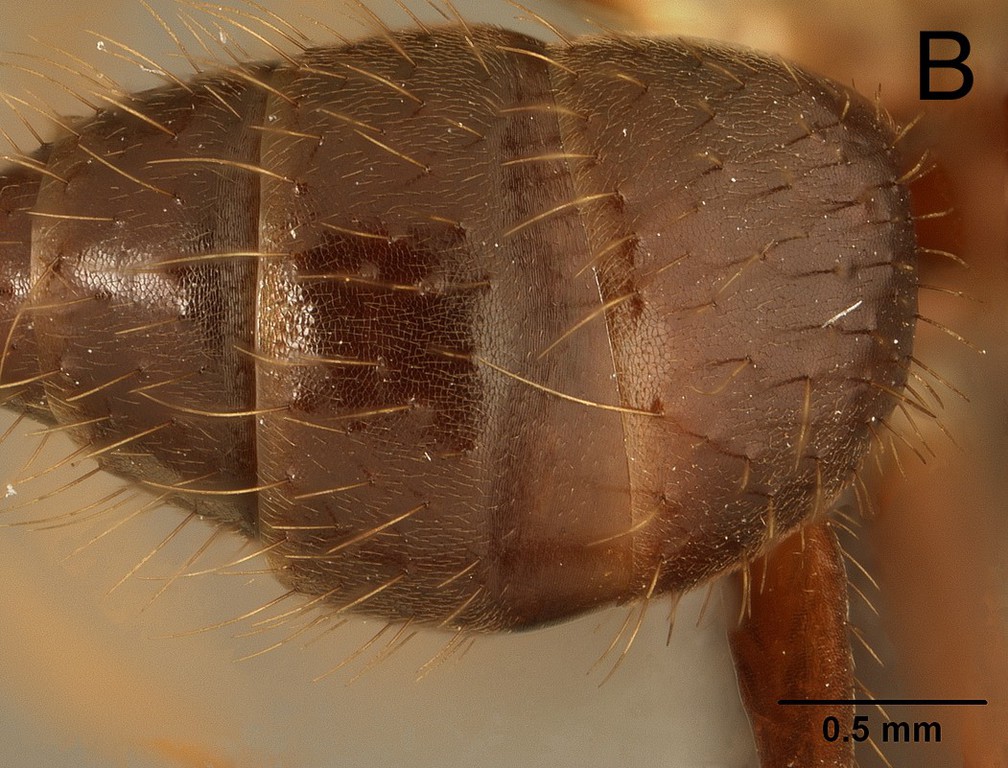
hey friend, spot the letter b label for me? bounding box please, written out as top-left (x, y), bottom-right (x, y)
top-left (920, 31), bottom-right (973, 100)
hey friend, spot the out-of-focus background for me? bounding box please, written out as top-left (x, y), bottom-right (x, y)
top-left (0, 2), bottom-right (1003, 767)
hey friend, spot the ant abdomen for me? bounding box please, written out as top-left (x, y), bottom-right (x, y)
top-left (0, 26), bottom-right (916, 634)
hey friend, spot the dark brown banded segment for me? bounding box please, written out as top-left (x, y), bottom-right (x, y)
top-left (11, 71), bottom-right (276, 532)
top-left (549, 37), bottom-right (916, 596)
top-left (254, 29), bottom-right (636, 630)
